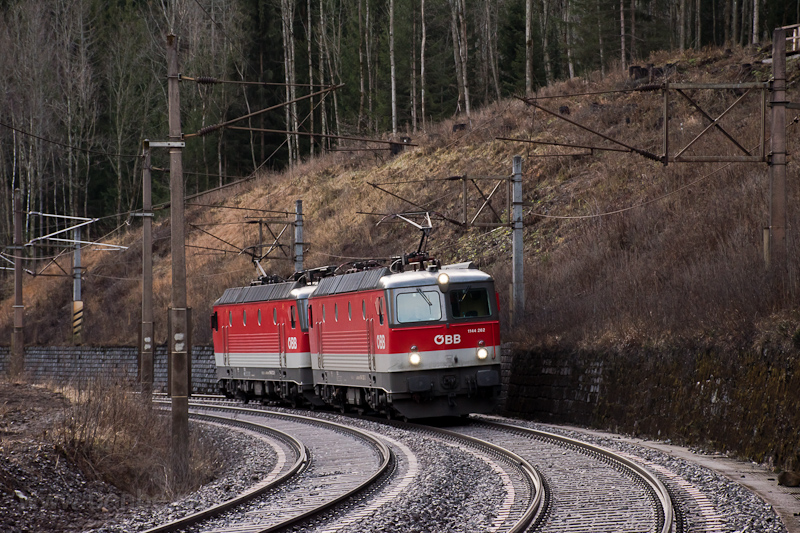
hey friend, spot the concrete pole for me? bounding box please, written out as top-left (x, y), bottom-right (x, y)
top-left (511, 156), bottom-right (525, 327)
top-left (167, 33), bottom-right (190, 486)
top-left (768, 28), bottom-right (787, 277)
top-left (140, 142), bottom-right (154, 396)
top-left (11, 189), bottom-right (24, 378)
top-left (72, 227), bottom-right (83, 345)
top-left (294, 200), bottom-right (304, 274)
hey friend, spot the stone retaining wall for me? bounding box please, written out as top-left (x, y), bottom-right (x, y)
top-left (504, 343), bottom-right (800, 470)
top-left (0, 345), bottom-right (217, 394)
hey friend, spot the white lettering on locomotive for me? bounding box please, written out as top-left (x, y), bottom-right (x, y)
top-left (434, 334), bottom-right (461, 345)
top-left (376, 334), bottom-right (386, 349)
top-left (287, 337), bottom-right (298, 350)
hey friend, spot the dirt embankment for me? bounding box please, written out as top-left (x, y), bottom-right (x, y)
top-left (0, 382), bottom-right (133, 532)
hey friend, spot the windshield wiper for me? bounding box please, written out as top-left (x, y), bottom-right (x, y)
top-left (417, 287), bottom-right (432, 306)
top-left (460, 285), bottom-right (472, 302)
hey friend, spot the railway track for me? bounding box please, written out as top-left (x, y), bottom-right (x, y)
top-left (143, 397), bottom-right (784, 532)
top-left (450, 418), bottom-right (675, 533)
top-left (147, 401), bottom-right (392, 533)
top-left (147, 398), bottom-right (545, 532)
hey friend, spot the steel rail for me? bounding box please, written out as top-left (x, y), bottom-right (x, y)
top-left (475, 420), bottom-right (674, 533)
top-left (141, 410), bottom-right (307, 533)
top-left (395, 420), bottom-right (547, 533)
top-left (147, 400), bottom-right (393, 533)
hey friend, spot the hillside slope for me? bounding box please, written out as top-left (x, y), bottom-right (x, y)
top-left (2, 45), bottom-right (799, 351)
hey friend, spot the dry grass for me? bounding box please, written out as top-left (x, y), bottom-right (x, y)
top-left (1, 44), bottom-right (798, 351)
top-left (52, 376), bottom-right (223, 500)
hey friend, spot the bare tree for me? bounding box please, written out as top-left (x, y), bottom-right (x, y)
top-left (539, 0), bottom-right (553, 84)
top-left (357, 0), bottom-right (365, 133)
top-left (104, 13), bottom-right (156, 224)
top-left (53, 0), bottom-right (100, 218)
top-left (620, 0), bottom-right (627, 71)
top-left (448, 0), bottom-right (470, 118)
top-left (420, 0), bottom-right (427, 130)
top-left (281, 0), bottom-right (298, 164)
top-left (679, 0), bottom-right (686, 51)
top-left (411, 3), bottom-right (418, 132)
top-left (390, 0), bottom-right (397, 134)
top-left (526, 0), bottom-right (533, 94)
top-left (564, 0), bottom-right (575, 79)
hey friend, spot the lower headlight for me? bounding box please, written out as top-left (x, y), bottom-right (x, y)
top-left (477, 347), bottom-right (489, 360)
top-left (409, 352), bottom-right (421, 365)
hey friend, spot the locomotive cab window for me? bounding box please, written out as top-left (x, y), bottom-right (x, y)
top-left (396, 289), bottom-right (442, 323)
top-left (449, 286), bottom-right (492, 318)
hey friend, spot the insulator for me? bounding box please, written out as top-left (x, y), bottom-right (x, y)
top-left (197, 124), bottom-right (222, 136)
top-left (196, 76), bottom-right (219, 84)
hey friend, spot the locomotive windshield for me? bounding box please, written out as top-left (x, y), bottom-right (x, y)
top-left (396, 289), bottom-right (443, 323)
top-left (449, 286), bottom-right (492, 319)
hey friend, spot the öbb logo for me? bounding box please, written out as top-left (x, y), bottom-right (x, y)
top-left (434, 334), bottom-right (461, 345)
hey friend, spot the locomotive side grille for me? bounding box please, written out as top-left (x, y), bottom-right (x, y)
top-left (321, 330), bottom-right (370, 353)
top-left (228, 332), bottom-right (281, 353)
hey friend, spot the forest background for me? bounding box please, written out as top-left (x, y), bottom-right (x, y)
top-left (0, 0), bottom-right (795, 242)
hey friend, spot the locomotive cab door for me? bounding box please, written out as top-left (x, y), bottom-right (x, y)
top-left (222, 319), bottom-right (230, 367)
top-left (279, 322), bottom-right (286, 369)
top-left (367, 318), bottom-right (376, 372)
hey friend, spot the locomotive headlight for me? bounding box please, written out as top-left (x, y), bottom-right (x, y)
top-left (437, 272), bottom-right (450, 288)
top-left (409, 346), bottom-right (421, 366)
top-left (476, 340), bottom-right (489, 360)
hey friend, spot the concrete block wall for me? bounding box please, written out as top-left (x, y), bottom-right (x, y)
top-left (503, 347), bottom-right (603, 425)
top-left (0, 345), bottom-right (217, 394)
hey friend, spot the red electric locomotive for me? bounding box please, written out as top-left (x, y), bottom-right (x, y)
top-left (309, 262), bottom-right (501, 418)
top-left (211, 257), bottom-right (502, 418)
top-left (210, 280), bottom-right (320, 407)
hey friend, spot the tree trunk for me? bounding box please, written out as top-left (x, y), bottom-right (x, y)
top-left (564, 0), bottom-right (575, 78)
top-left (390, 0), bottom-right (397, 134)
top-left (457, 0), bottom-right (470, 117)
top-left (449, 0), bottom-right (465, 114)
top-left (695, 0), bottom-right (700, 49)
top-left (540, 0), bottom-right (552, 84)
top-left (680, 0), bottom-right (686, 51)
top-left (751, 0), bottom-right (758, 44)
top-left (629, 0), bottom-right (635, 61)
top-left (597, 0), bottom-right (605, 77)
top-left (456, 0), bottom-right (470, 119)
top-left (620, 0), bottom-right (626, 71)
top-left (366, 0), bottom-right (374, 133)
top-left (723, 0), bottom-right (731, 46)
top-left (411, 4), bottom-right (418, 132)
top-left (318, 0), bottom-right (328, 150)
top-left (525, 0), bottom-right (533, 94)
top-left (308, 0), bottom-right (315, 155)
top-left (281, 0), bottom-right (295, 165)
top-left (357, 0), bottom-right (365, 133)
top-left (420, 0), bottom-right (427, 130)
top-left (487, 2), bottom-right (501, 98)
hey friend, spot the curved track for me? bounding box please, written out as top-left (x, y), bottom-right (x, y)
top-left (147, 402), bottom-right (392, 533)
top-left (452, 418), bottom-right (675, 533)
top-left (147, 397), bottom-right (677, 532)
